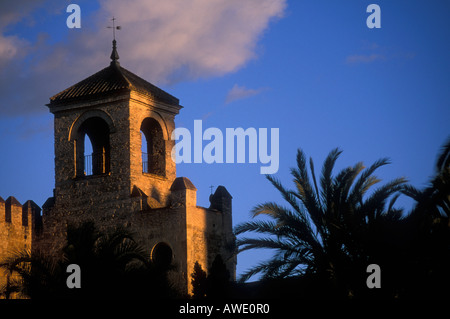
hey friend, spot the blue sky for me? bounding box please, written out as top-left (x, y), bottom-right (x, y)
top-left (0, 0), bottom-right (449, 280)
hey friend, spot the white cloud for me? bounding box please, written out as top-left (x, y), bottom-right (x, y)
top-left (100, 0), bottom-right (286, 83)
top-left (225, 84), bottom-right (266, 104)
top-left (0, 34), bottom-right (28, 65)
top-left (0, 0), bottom-right (287, 116)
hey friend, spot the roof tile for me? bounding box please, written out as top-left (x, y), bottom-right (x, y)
top-left (49, 62), bottom-right (179, 106)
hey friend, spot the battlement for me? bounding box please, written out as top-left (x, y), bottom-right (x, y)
top-left (0, 196), bottom-right (42, 258)
top-left (0, 196), bottom-right (42, 230)
top-left (0, 196), bottom-right (42, 299)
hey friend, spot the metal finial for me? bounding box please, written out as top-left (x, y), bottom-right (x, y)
top-left (107, 17), bottom-right (121, 64)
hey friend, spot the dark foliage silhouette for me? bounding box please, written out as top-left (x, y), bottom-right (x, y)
top-left (236, 141), bottom-right (450, 299)
top-left (206, 255), bottom-right (231, 299)
top-left (0, 221), bottom-right (176, 299)
top-left (399, 138), bottom-right (450, 298)
top-left (191, 261), bottom-right (207, 299)
top-left (190, 255), bottom-right (231, 299)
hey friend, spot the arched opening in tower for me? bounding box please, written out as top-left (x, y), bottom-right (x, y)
top-left (76, 116), bottom-right (111, 176)
top-left (140, 117), bottom-right (165, 176)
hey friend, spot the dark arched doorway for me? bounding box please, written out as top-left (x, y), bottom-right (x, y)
top-left (151, 242), bottom-right (173, 269)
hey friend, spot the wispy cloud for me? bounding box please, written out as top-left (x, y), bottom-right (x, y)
top-left (345, 53), bottom-right (385, 64)
top-left (345, 41), bottom-right (415, 65)
top-left (225, 84), bottom-right (266, 104)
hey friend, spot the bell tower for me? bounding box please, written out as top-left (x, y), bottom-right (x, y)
top-left (39, 35), bottom-right (236, 295)
top-left (46, 39), bottom-right (182, 216)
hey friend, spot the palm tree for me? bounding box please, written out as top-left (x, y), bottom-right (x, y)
top-left (400, 137), bottom-right (450, 298)
top-left (235, 148), bottom-right (407, 297)
top-left (0, 221), bottom-right (176, 299)
top-left (0, 249), bottom-right (64, 299)
top-left (62, 222), bottom-right (152, 299)
top-left (403, 138), bottom-right (450, 219)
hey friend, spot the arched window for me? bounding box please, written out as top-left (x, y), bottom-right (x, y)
top-left (140, 117), bottom-right (165, 176)
top-left (76, 117), bottom-right (111, 176)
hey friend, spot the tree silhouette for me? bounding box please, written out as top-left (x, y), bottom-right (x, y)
top-left (235, 148), bottom-right (407, 298)
top-left (191, 262), bottom-right (207, 299)
top-left (190, 256), bottom-right (232, 299)
top-left (400, 137), bottom-right (450, 298)
top-left (206, 255), bottom-right (230, 299)
top-left (0, 221), bottom-right (176, 299)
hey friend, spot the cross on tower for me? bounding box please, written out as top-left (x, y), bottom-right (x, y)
top-left (209, 185), bottom-right (215, 195)
top-left (107, 17), bottom-right (121, 41)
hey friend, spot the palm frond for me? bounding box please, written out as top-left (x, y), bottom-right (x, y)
top-left (320, 148), bottom-right (343, 208)
top-left (436, 136), bottom-right (450, 173)
top-left (309, 156), bottom-right (322, 209)
top-left (238, 254), bottom-right (309, 282)
top-left (362, 177), bottom-right (407, 220)
top-left (290, 151), bottom-right (324, 237)
top-left (236, 237), bottom-right (302, 255)
top-left (234, 220), bottom-right (280, 236)
top-left (332, 162), bottom-right (365, 206)
top-left (348, 158), bottom-right (389, 204)
top-left (265, 174), bottom-right (303, 216)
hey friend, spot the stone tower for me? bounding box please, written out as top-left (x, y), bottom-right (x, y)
top-left (36, 40), bottom-right (236, 295)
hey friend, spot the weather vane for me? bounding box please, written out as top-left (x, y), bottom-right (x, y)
top-left (107, 17), bottom-right (121, 41)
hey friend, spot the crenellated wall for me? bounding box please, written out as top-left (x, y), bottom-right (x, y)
top-left (0, 196), bottom-right (42, 298)
top-left (0, 196), bottom-right (42, 254)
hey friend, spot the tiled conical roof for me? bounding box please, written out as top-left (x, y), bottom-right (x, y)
top-left (49, 41), bottom-right (179, 106)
